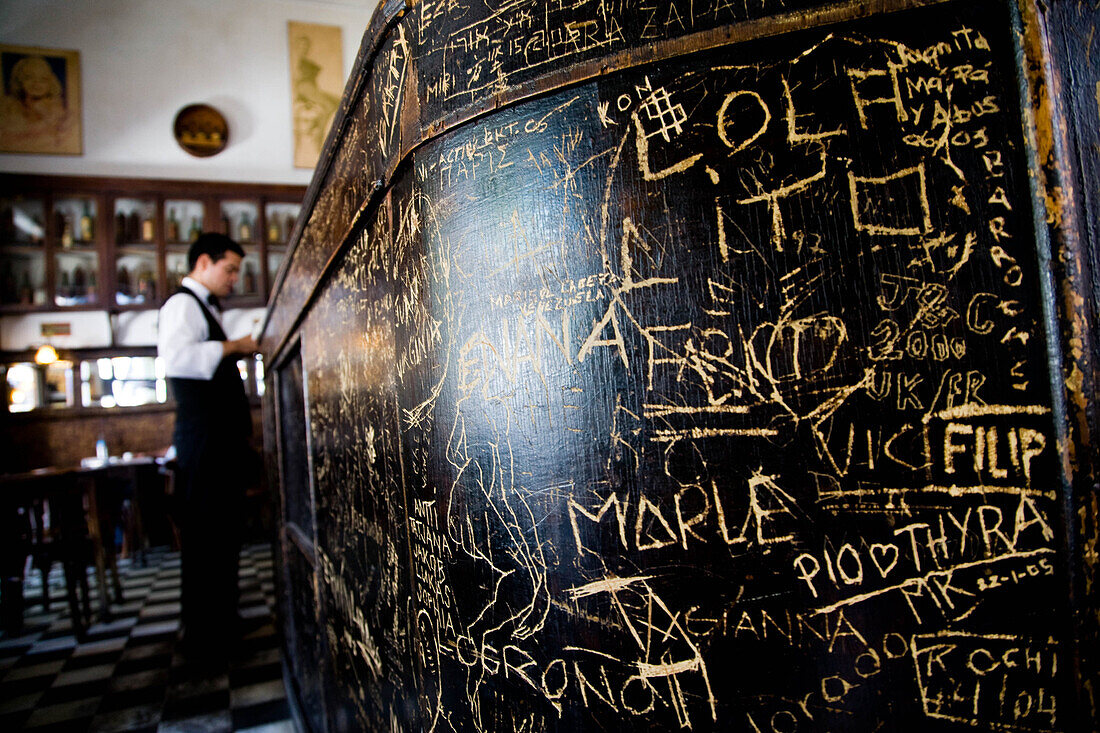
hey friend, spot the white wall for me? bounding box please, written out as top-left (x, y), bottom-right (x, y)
top-left (0, 0), bottom-right (376, 184)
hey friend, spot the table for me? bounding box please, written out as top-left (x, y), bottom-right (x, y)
top-left (0, 456), bottom-right (158, 638)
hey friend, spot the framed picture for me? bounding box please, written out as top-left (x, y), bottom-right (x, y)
top-left (0, 44), bottom-right (82, 155)
top-left (288, 22), bottom-right (343, 169)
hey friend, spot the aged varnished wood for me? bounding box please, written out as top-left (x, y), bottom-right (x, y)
top-left (262, 1), bottom-right (1100, 730)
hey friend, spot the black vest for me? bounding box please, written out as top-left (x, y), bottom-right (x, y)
top-left (167, 287), bottom-right (251, 467)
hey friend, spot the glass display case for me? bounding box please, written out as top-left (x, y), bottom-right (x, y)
top-left (222, 200), bottom-right (261, 299)
top-left (235, 252), bottom-right (262, 298)
top-left (114, 197), bottom-right (158, 306)
top-left (164, 199), bottom-right (205, 298)
top-left (0, 197), bottom-right (48, 306)
top-left (53, 196), bottom-right (98, 248)
top-left (114, 197), bottom-right (156, 245)
top-left (80, 355), bottom-right (165, 409)
top-left (166, 250), bottom-right (189, 294)
top-left (52, 195), bottom-right (100, 307)
top-left (220, 200), bottom-right (259, 244)
top-left (263, 202), bottom-right (299, 293)
top-left (164, 199), bottom-right (204, 245)
top-left (263, 202), bottom-right (299, 246)
top-left (0, 197), bottom-right (46, 245)
top-left (54, 249), bottom-right (98, 307)
top-left (0, 175), bottom-right (305, 319)
top-left (6, 360), bottom-right (75, 411)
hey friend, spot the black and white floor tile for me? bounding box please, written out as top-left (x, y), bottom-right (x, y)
top-left (0, 544), bottom-right (295, 732)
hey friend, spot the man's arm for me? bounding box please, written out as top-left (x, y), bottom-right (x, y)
top-left (158, 295), bottom-right (238, 379)
top-left (223, 335), bottom-right (258, 357)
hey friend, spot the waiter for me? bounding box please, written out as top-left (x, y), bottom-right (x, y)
top-left (158, 232), bottom-right (257, 660)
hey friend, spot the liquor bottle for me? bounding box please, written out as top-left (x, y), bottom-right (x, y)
top-left (285, 213), bottom-right (296, 240)
top-left (115, 211), bottom-right (127, 244)
top-left (72, 265), bottom-right (87, 302)
top-left (189, 217), bottom-right (201, 242)
top-left (173, 263), bottom-right (185, 291)
top-left (1, 206), bottom-right (15, 242)
top-left (137, 268), bottom-right (153, 300)
top-left (87, 269), bottom-right (97, 298)
top-left (1, 262), bottom-right (15, 303)
top-left (57, 211), bottom-right (73, 248)
top-left (221, 212), bottom-right (232, 237)
top-left (267, 215), bottom-right (280, 243)
top-left (30, 214), bottom-right (44, 244)
top-left (128, 211), bottom-right (141, 243)
top-left (167, 209), bottom-right (180, 241)
top-left (18, 271), bottom-right (32, 304)
top-left (243, 261), bottom-right (256, 293)
top-left (58, 269), bottom-right (71, 299)
top-left (141, 215), bottom-right (154, 242)
top-left (79, 202), bottom-right (94, 242)
top-left (239, 212), bottom-right (253, 242)
top-left (117, 265), bottom-right (131, 297)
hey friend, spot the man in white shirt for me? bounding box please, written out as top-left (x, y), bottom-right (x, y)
top-left (158, 232), bottom-right (257, 661)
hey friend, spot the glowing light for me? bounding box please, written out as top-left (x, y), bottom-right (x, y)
top-left (34, 344), bottom-right (58, 365)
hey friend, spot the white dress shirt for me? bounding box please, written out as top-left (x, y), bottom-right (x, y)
top-left (158, 277), bottom-right (225, 380)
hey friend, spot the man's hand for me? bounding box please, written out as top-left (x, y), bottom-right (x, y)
top-left (223, 335), bottom-right (258, 357)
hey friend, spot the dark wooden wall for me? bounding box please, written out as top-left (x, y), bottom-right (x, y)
top-left (4, 407), bottom-right (175, 471)
top-left (2, 406), bottom-right (263, 472)
top-left (262, 1), bottom-right (1100, 730)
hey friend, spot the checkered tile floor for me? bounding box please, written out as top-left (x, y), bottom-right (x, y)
top-left (0, 544), bottom-right (295, 732)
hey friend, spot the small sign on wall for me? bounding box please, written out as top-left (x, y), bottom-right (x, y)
top-left (0, 44), bottom-right (82, 155)
top-left (40, 322), bottom-right (71, 337)
top-left (1, 311), bottom-right (110, 351)
top-left (288, 22), bottom-right (343, 170)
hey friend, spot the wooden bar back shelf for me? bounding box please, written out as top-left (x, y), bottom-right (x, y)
top-left (0, 175), bottom-right (305, 312)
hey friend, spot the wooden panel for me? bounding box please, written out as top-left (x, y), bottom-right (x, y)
top-left (282, 539), bottom-right (327, 733)
top-left (276, 346), bottom-right (314, 541)
top-left (6, 407), bottom-right (175, 471)
top-left (265, 0), bottom-right (1099, 730)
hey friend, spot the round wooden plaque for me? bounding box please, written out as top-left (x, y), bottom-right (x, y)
top-left (173, 104), bottom-right (229, 157)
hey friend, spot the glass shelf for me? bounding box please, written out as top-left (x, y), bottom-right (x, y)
top-left (267, 250), bottom-right (285, 287)
top-left (1, 197), bottom-right (48, 305)
top-left (115, 197), bottom-right (156, 245)
top-left (0, 197), bottom-right (46, 246)
top-left (0, 250), bottom-right (47, 305)
top-left (264, 202), bottom-right (300, 245)
top-left (233, 252), bottom-right (261, 298)
top-left (2, 177), bottom-right (304, 316)
top-left (221, 200), bottom-right (259, 244)
top-left (165, 199), bottom-right (204, 245)
top-left (54, 196), bottom-right (98, 247)
top-left (55, 249), bottom-right (99, 306)
top-left (81, 356), bottom-right (165, 408)
top-left (166, 249), bottom-right (189, 293)
top-left (116, 251), bottom-right (158, 306)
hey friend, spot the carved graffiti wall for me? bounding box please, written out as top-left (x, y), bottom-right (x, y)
top-left (263, 0), bottom-right (1100, 730)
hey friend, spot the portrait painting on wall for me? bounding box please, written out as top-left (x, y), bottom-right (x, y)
top-left (288, 22), bottom-right (343, 170)
top-left (0, 44), bottom-right (82, 155)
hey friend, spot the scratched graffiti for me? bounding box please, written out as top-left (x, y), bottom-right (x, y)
top-left (278, 1), bottom-right (1087, 731)
top-left (414, 0), bottom-right (837, 109)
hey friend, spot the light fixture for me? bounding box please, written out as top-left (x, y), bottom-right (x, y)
top-left (34, 344), bottom-right (59, 365)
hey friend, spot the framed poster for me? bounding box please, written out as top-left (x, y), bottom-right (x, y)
top-left (0, 44), bottom-right (82, 155)
top-left (288, 22), bottom-right (343, 169)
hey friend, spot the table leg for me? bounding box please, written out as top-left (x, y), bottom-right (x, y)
top-left (81, 478), bottom-right (111, 619)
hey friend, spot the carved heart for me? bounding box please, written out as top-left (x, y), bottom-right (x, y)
top-left (869, 543), bottom-right (899, 579)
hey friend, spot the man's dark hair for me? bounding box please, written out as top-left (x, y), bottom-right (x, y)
top-left (188, 232), bottom-right (244, 272)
